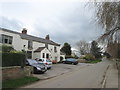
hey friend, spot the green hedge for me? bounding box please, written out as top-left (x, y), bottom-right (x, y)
top-left (2, 52), bottom-right (26, 67)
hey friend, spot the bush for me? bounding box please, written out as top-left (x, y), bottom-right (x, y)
top-left (2, 52), bottom-right (26, 67)
top-left (0, 45), bottom-right (15, 52)
top-left (82, 54), bottom-right (95, 61)
top-left (65, 55), bottom-right (73, 59)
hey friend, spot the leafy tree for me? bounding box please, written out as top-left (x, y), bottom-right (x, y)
top-left (90, 41), bottom-right (102, 59)
top-left (60, 42), bottom-right (71, 55)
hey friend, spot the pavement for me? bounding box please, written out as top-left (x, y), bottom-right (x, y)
top-left (104, 61), bottom-right (118, 88)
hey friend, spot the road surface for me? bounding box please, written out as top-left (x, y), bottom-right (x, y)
top-left (22, 59), bottom-right (118, 88)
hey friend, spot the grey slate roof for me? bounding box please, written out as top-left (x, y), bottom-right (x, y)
top-left (0, 27), bottom-right (60, 46)
top-left (34, 47), bottom-right (45, 52)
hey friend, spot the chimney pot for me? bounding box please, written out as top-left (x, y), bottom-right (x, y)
top-left (45, 35), bottom-right (50, 40)
top-left (22, 28), bottom-right (27, 34)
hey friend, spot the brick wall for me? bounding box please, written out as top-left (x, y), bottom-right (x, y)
top-left (2, 66), bottom-right (33, 80)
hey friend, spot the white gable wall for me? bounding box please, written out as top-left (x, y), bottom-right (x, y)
top-left (48, 44), bottom-right (60, 62)
top-left (0, 30), bottom-right (22, 51)
top-left (33, 41), bottom-right (45, 51)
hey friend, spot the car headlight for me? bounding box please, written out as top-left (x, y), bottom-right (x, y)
top-left (36, 67), bottom-right (41, 70)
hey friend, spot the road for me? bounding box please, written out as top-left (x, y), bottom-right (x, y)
top-left (22, 59), bottom-right (118, 88)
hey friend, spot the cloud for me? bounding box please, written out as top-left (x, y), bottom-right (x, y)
top-left (0, 16), bottom-right (24, 31)
top-left (0, 2), bottom-right (104, 48)
top-left (34, 2), bottom-right (104, 47)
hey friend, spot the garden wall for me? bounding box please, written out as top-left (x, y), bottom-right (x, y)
top-left (2, 66), bottom-right (33, 80)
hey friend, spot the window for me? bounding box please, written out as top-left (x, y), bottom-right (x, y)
top-left (1, 34), bottom-right (13, 44)
top-left (55, 57), bottom-right (57, 60)
top-left (54, 46), bottom-right (57, 52)
top-left (28, 40), bottom-right (33, 49)
top-left (43, 53), bottom-right (45, 58)
top-left (27, 51), bottom-right (32, 59)
top-left (46, 53), bottom-right (49, 59)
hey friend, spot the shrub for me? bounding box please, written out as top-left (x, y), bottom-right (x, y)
top-left (0, 45), bottom-right (15, 52)
top-left (65, 55), bottom-right (73, 59)
top-left (83, 54), bottom-right (95, 61)
top-left (2, 52), bottom-right (26, 67)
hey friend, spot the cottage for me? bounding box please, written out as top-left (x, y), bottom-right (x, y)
top-left (0, 28), bottom-right (61, 62)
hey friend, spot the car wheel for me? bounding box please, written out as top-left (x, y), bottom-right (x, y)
top-left (71, 62), bottom-right (74, 65)
top-left (63, 62), bottom-right (65, 64)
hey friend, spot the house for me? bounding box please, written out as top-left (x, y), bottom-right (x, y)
top-left (60, 52), bottom-right (65, 60)
top-left (0, 28), bottom-right (61, 62)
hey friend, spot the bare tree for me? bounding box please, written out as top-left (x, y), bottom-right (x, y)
top-left (93, 1), bottom-right (120, 43)
top-left (76, 40), bottom-right (91, 55)
top-left (91, 1), bottom-right (120, 58)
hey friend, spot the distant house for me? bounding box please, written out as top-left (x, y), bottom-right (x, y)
top-left (0, 28), bottom-right (61, 62)
top-left (60, 52), bottom-right (65, 60)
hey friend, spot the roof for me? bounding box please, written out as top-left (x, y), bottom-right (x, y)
top-left (0, 27), bottom-right (60, 46)
top-left (34, 47), bottom-right (45, 52)
top-left (60, 52), bottom-right (66, 55)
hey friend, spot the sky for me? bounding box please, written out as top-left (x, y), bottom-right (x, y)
top-left (0, 0), bottom-right (104, 49)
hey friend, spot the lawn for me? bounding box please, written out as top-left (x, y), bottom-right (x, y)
top-left (86, 59), bottom-right (102, 64)
top-left (2, 76), bottom-right (40, 88)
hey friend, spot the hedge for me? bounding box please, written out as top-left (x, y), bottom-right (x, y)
top-left (2, 52), bottom-right (26, 67)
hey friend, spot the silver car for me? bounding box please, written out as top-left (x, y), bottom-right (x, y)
top-left (38, 58), bottom-right (52, 69)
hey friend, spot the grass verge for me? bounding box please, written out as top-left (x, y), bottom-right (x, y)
top-left (86, 59), bottom-right (102, 64)
top-left (2, 76), bottom-right (40, 88)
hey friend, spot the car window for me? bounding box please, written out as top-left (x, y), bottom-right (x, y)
top-left (39, 59), bottom-right (43, 62)
top-left (27, 59), bottom-right (38, 65)
top-left (46, 59), bottom-right (51, 62)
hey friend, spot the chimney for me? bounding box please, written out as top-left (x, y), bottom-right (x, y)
top-left (22, 28), bottom-right (27, 34)
top-left (45, 35), bottom-right (50, 40)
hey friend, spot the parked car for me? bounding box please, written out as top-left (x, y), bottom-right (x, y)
top-left (37, 58), bottom-right (52, 69)
top-left (26, 59), bottom-right (47, 74)
top-left (62, 58), bottom-right (78, 65)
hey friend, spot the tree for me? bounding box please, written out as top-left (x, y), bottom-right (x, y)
top-left (93, 2), bottom-right (120, 43)
top-left (76, 40), bottom-right (91, 55)
top-left (90, 41), bottom-right (102, 59)
top-left (60, 42), bottom-right (71, 55)
top-left (93, 1), bottom-right (120, 58)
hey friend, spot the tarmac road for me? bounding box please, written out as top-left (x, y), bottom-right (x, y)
top-left (22, 59), bottom-right (118, 88)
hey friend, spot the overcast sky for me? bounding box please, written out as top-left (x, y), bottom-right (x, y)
top-left (0, 0), bottom-right (104, 48)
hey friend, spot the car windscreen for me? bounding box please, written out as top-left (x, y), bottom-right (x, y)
top-left (27, 59), bottom-right (38, 65)
top-left (67, 59), bottom-right (77, 61)
top-left (46, 59), bottom-right (51, 62)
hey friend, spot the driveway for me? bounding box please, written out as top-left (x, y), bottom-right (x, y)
top-left (33, 63), bottom-right (92, 80)
top-left (22, 60), bottom-right (118, 88)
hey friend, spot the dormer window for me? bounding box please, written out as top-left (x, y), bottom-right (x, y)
top-left (1, 34), bottom-right (13, 44)
top-left (28, 40), bottom-right (33, 49)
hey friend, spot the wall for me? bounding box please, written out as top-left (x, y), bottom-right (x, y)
top-left (2, 66), bottom-right (33, 80)
top-left (33, 52), bottom-right (41, 59)
top-left (41, 48), bottom-right (51, 60)
top-left (48, 44), bottom-right (60, 62)
top-left (0, 30), bottom-right (22, 51)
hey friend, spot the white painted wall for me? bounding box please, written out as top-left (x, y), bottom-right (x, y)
top-left (60, 55), bottom-right (65, 60)
top-left (41, 48), bottom-right (51, 59)
top-left (48, 44), bottom-right (60, 62)
top-left (33, 52), bottom-right (41, 59)
top-left (0, 30), bottom-right (22, 51)
top-left (33, 41), bottom-right (45, 51)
